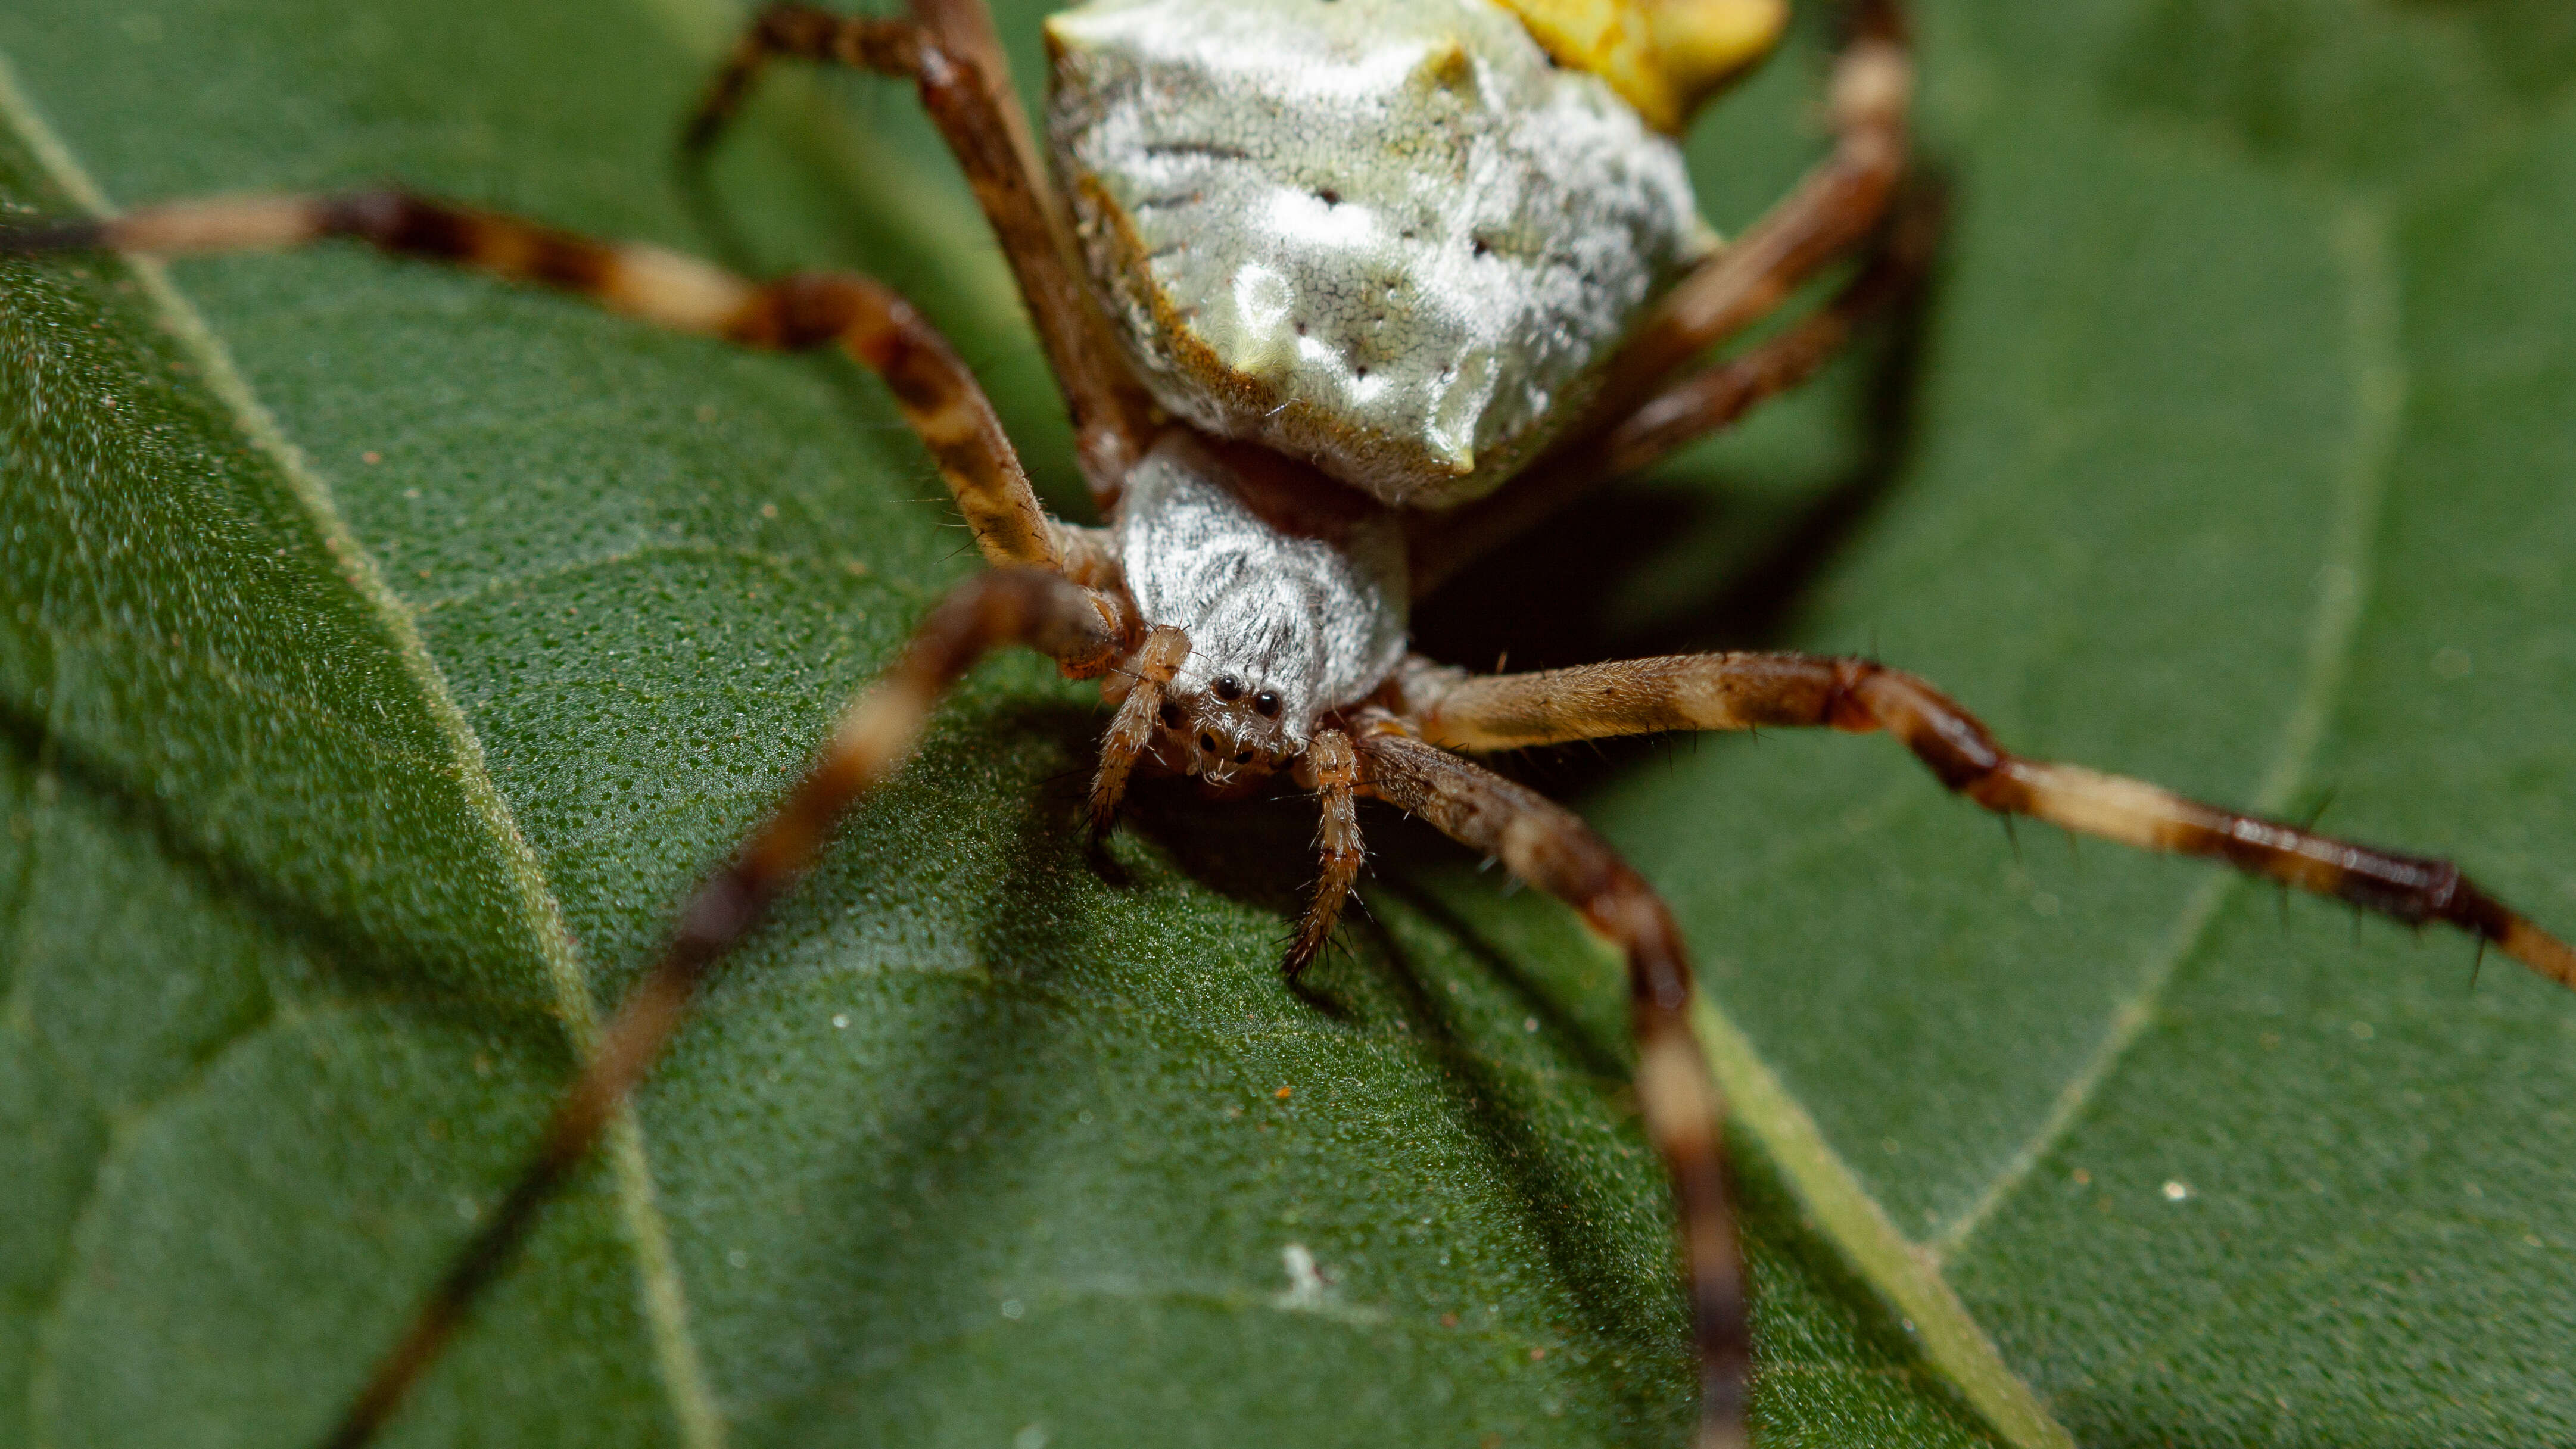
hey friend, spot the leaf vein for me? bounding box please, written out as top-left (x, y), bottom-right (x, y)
top-left (1930, 197), bottom-right (2408, 1263)
top-left (0, 53), bottom-right (727, 1449)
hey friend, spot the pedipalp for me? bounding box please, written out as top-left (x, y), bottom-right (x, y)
top-left (1285, 727), bottom-right (1365, 977)
top-left (1091, 624), bottom-right (1192, 830)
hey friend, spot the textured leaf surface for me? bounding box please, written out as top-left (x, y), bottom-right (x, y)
top-left (2, 2), bottom-right (2572, 1448)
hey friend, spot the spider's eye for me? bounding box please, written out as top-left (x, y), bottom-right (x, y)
top-left (1199, 733), bottom-right (1219, 752)
top-left (1157, 701), bottom-right (1183, 728)
top-left (1253, 691), bottom-right (1281, 718)
top-left (1234, 750), bottom-right (1253, 764)
top-left (1213, 675), bottom-right (1242, 702)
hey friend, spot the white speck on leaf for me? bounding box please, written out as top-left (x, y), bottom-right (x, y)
top-left (1276, 1243), bottom-right (1328, 1310)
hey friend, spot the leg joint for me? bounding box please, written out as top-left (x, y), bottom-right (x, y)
top-left (1834, 661), bottom-right (2013, 794)
top-left (323, 191), bottom-right (460, 257)
top-left (732, 272), bottom-right (874, 350)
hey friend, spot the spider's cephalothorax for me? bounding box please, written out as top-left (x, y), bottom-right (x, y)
top-left (1113, 434), bottom-right (1409, 778)
top-left (11, 1), bottom-right (2574, 1446)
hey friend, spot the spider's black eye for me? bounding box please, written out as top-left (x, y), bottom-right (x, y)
top-left (1200, 733), bottom-right (1219, 752)
top-left (1253, 691), bottom-right (1281, 718)
top-left (1157, 701), bottom-right (1183, 728)
top-left (1213, 675), bottom-right (1243, 702)
top-left (1234, 750), bottom-right (1253, 764)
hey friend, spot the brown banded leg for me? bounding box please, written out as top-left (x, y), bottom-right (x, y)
top-left (1408, 196), bottom-right (1934, 594)
top-left (1396, 652), bottom-right (2576, 990)
top-left (1284, 728), bottom-right (1363, 976)
top-left (1351, 721), bottom-right (1750, 1449)
top-left (686, 0), bottom-right (1155, 498)
top-left (1591, 193), bottom-right (1932, 484)
top-left (1, 193), bottom-right (1064, 571)
top-left (1595, 0), bottom-right (1912, 406)
top-left (319, 567), bottom-right (1118, 1449)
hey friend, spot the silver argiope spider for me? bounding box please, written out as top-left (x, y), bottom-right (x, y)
top-left (5, 0), bottom-right (2576, 1441)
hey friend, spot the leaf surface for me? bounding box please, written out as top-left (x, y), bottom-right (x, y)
top-left (2, 1), bottom-right (2572, 1447)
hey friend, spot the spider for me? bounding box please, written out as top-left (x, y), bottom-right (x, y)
top-left (4, 0), bottom-right (2574, 1445)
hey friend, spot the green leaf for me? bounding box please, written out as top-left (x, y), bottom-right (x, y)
top-left (3, 3), bottom-right (2571, 1449)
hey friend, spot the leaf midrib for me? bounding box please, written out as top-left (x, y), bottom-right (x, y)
top-left (0, 49), bottom-right (726, 1449)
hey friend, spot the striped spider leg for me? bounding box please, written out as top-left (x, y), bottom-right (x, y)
top-left (684, 0), bottom-right (1159, 497)
top-left (1344, 716), bottom-right (1756, 1444)
top-left (1381, 654), bottom-right (2576, 994)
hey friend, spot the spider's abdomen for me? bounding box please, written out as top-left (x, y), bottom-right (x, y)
top-left (1046, 0), bottom-right (1713, 509)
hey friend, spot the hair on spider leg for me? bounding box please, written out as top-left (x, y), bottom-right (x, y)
top-left (1342, 880), bottom-right (1383, 933)
top-left (1032, 757), bottom-right (1105, 806)
top-left (1276, 914), bottom-right (1371, 1017)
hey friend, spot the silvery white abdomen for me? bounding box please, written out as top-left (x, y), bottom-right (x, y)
top-left (1048, 0), bottom-right (1710, 509)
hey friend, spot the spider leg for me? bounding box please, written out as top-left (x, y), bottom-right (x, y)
top-left (1597, 0), bottom-right (1912, 406)
top-left (313, 567), bottom-right (1119, 1449)
top-left (686, 0), bottom-right (1157, 499)
top-left (1284, 728), bottom-right (1364, 976)
top-left (1, 194), bottom-right (1076, 572)
top-left (1396, 652), bottom-right (2576, 990)
top-left (1590, 198), bottom-right (1932, 489)
top-left (1350, 718), bottom-right (1749, 1449)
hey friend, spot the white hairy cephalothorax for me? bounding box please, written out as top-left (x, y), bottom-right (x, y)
top-left (1048, 0), bottom-right (1714, 507)
top-left (1113, 434), bottom-right (1410, 766)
